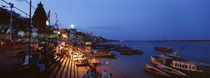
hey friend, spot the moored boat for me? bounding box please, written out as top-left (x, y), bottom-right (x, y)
top-left (155, 64), bottom-right (187, 77)
top-left (76, 60), bottom-right (89, 66)
top-left (90, 53), bottom-right (116, 57)
top-left (90, 50), bottom-right (116, 57)
top-left (151, 54), bottom-right (210, 73)
top-left (180, 47), bottom-right (185, 49)
top-left (155, 46), bottom-right (173, 52)
top-left (144, 64), bottom-right (170, 77)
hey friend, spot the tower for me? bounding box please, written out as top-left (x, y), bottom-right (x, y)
top-left (32, 2), bottom-right (47, 34)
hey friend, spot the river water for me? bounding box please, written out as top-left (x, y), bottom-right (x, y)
top-left (98, 41), bottom-right (210, 78)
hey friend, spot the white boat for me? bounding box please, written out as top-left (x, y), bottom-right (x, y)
top-left (151, 54), bottom-right (210, 72)
top-left (144, 64), bottom-right (170, 77)
top-left (155, 64), bottom-right (187, 77)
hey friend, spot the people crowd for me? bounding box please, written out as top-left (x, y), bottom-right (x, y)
top-left (83, 64), bottom-right (112, 78)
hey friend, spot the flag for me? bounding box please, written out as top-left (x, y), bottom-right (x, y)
top-left (47, 10), bottom-right (51, 19)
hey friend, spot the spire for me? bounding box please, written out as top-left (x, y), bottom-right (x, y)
top-left (38, 2), bottom-right (43, 7)
top-left (32, 2), bottom-right (47, 33)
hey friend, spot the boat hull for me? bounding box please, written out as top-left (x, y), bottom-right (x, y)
top-left (144, 64), bottom-right (170, 77)
top-left (154, 64), bottom-right (187, 77)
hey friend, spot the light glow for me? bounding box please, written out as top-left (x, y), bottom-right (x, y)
top-left (46, 20), bottom-right (49, 26)
top-left (57, 31), bottom-right (60, 34)
top-left (70, 24), bottom-right (75, 28)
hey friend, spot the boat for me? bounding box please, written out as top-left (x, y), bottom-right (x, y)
top-left (151, 54), bottom-right (210, 73)
top-left (120, 50), bottom-right (143, 55)
top-left (180, 47), bottom-right (185, 49)
top-left (90, 53), bottom-right (116, 57)
top-left (155, 46), bottom-right (173, 52)
top-left (155, 64), bottom-right (187, 77)
top-left (112, 46), bottom-right (131, 52)
top-left (144, 64), bottom-right (170, 77)
top-left (120, 52), bottom-right (133, 55)
top-left (76, 60), bottom-right (89, 66)
top-left (90, 50), bottom-right (116, 57)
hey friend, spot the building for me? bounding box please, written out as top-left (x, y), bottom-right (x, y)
top-left (69, 28), bottom-right (77, 41)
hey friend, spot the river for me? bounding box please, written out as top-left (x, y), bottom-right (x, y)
top-left (98, 40), bottom-right (210, 78)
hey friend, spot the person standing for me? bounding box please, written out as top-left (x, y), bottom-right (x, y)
top-left (83, 71), bottom-right (89, 78)
top-left (102, 70), bottom-right (108, 78)
top-left (108, 72), bottom-right (112, 78)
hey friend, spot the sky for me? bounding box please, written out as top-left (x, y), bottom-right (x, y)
top-left (1, 0), bottom-right (210, 40)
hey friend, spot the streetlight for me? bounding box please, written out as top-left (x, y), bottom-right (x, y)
top-left (57, 31), bottom-right (60, 43)
top-left (56, 31), bottom-right (60, 54)
top-left (57, 31), bottom-right (60, 35)
top-left (62, 34), bottom-right (68, 38)
top-left (46, 20), bottom-right (49, 26)
top-left (9, 3), bottom-right (13, 41)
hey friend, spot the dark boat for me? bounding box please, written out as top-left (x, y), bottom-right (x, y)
top-left (120, 52), bottom-right (133, 55)
top-left (144, 64), bottom-right (170, 77)
top-left (76, 62), bottom-right (89, 66)
top-left (90, 50), bottom-right (116, 57)
top-left (112, 46), bottom-right (131, 52)
top-left (155, 46), bottom-right (173, 52)
top-left (155, 64), bottom-right (187, 77)
top-left (180, 47), bottom-right (185, 49)
top-left (91, 53), bottom-right (116, 57)
top-left (119, 50), bottom-right (143, 55)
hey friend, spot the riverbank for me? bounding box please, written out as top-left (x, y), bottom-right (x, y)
top-left (97, 63), bottom-right (125, 78)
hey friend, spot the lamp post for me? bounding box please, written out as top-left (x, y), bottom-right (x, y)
top-left (57, 31), bottom-right (60, 48)
top-left (28, 0), bottom-right (32, 64)
top-left (70, 24), bottom-right (75, 44)
top-left (56, 31), bottom-right (59, 54)
top-left (46, 20), bottom-right (50, 42)
top-left (9, 3), bottom-right (13, 41)
top-left (57, 31), bottom-right (60, 41)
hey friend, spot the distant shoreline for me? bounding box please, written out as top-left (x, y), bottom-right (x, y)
top-left (107, 40), bottom-right (210, 42)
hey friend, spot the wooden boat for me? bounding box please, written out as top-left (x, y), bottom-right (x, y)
top-left (120, 50), bottom-right (143, 55)
top-left (155, 64), bottom-right (187, 77)
top-left (90, 50), bottom-right (116, 57)
top-left (151, 54), bottom-right (210, 72)
top-left (144, 64), bottom-right (170, 77)
top-left (90, 53), bottom-right (116, 57)
top-left (76, 62), bottom-right (89, 66)
top-left (180, 47), bottom-right (185, 49)
top-left (155, 46), bottom-right (173, 52)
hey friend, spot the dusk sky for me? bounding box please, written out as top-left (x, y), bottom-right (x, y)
top-left (1, 0), bottom-right (210, 40)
